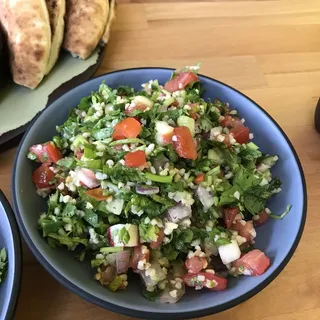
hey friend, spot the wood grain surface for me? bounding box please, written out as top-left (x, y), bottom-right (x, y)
top-left (1, 0), bottom-right (320, 319)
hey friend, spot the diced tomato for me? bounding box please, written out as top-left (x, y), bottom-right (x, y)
top-left (77, 168), bottom-right (100, 189)
top-left (46, 143), bottom-right (63, 162)
top-left (75, 150), bottom-right (84, 160)
top-left (164, 72), bottom-right (198, 93)
top-left (173, 126), bottom-right (198, 160)
top-left (204, 272), bottom-right (228, 291)
top-left (84, 188), bottom-right (110, 201)
top-left (254, 210), bottom-right (269, 227)
top-left (223, 207), bottom-right (240, 229)
top-left (189, 103), bottom-right (199, 119)
top-left (230, 220), bottom-right (255, 242)
top-left (233, 249), bottom-right (270, 276)
top-left (220, 115), bottom-right (250, 144)
top-left (32, 164), bottom-right (55, 189)
top-left (185, 257), bottom-right (208, 273)
top-left (231, 126), bottom-right (250, 144)
top-left (218, 170), bottom-right (225, 179)
top-left (112, 130), bottom-right (126, 140)
top-left (171, 100), bottom-right (179, 107)
top-left (183, 272), bottom-right (227, 291)
top-left (220, 115), bottom-right (242, 129)
top-left (125, 103), bottom-right (149, 115)
top-left (150, 229), bottom-right (165, 249)
top-left (222, 134), bottom-right (231, 147)
top-left (112, 118), bottom-right (141, 140)
top-left (193, 173), bottom-right (205, 184)
top-left (161, 131), bottom-right (174, 145)
top-left (124, 150), bottom-right (147, 168)
top-left (130, 245), bottom-right (150, 270)
top-left (29, 142), bottom-right (62, 164)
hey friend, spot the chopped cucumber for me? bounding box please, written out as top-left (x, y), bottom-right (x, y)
top-left (106, 198), bottom-right (124, 216)
top-left (262, 155), bottom-right (279, 167)
top-left (163, 97), bottom-right (175, 108)
top-left (208, 149), bottom-right (224, 165)
top-left (177, 116), bottom-right (195, 136)
top-left (134, 95), bottom-right (154, 109)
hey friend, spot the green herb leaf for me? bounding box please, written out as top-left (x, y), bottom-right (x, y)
top-left (83, 209), bottom-right (99, 227)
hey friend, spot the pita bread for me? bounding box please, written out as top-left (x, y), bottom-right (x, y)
top-left (45, 0), bottom-right (66, 75)
top-left (101, 0), bottom-right (116, 44)
top-left (0, 0), bottom-right (51, 89)
top-left (63, 0), bottom-right (108, 60)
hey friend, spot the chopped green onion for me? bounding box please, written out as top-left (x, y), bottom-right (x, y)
top-left (145, 172), bottom-right (173, 183)
top-left (100, 247), bottom-right (123, 253)
top-left (109, 138), bottom-right (145, 146)
top-left (269, 205), bottom-right (292, 220)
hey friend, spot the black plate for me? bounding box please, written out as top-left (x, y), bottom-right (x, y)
top-left (0, 47), bottom-right (106, 150)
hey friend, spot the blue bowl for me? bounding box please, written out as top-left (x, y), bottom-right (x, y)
top-left (12, 68), bottom-right (307, 319)
top-left (0, 191), bottom-right (22, 320)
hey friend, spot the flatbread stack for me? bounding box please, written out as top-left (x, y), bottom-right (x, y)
top-left (0, 0), bottom-right (116, 89)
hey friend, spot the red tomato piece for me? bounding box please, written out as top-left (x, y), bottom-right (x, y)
top-left (125, 103), bottom-right (149, 115)
top-left (193, 173), bottom-right (205, 184)
top-left (231, 126), bottom-right (250, 144)
top-left (32, 165), bottom-right (55, 189)
top-left (204, 272), bottom-right (228, 291)
top-left (130, 246), bottom-right (150, 270)
top-left (183, 272), bottom-right (227, 291)
top-left (223, 207), bottom-right (240, 229)
top-left (189, 103), bottom-right (199, 119)
top-left (161, 131), bottom-right (174, 145)
top-left (29, 142), bottom-right (62, 164)
top-left (173, 126), bottom-right (198, 160)
top-left (222, 134), bottom-right (231, 147)
top-left (220, 115), bottom-right (243, 128)
top-left (254, 210), bottom-right (269, 227)
top-left (112, 118), bottom-right (142, 140)
top-left (185, 257), bottom-right (208, 273)
top-left (74, 150), bottom-right (84, 160)
top-left (124, 150), bottom-right (147, 168)
top-left (46, 143), bottom-right (63, 163)
top-left (84, 188), bottom-right (111, 201)
top-left (230, 220), bottom-right (255, 242)
top-left (150, 229), bottom-right (165, 249)
top-left (164, 72), bottom-right (198, 93)
top-left (233, 249), bottom-right (270, 276)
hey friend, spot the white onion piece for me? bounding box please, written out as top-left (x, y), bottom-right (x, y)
top-left (167, 204), bottom-right (192, 223)
top-left (197, 185), bottom-right (214, 211)
top-left (218, 240), bottom-right (241, 265)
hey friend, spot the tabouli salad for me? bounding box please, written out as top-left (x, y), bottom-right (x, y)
top-left (28, 66), bottom-right (291, 303)
top-left (0, 248), bottom-right (7, 285)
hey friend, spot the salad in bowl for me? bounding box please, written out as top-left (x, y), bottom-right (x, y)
top-left (27, 66), bottom-right (290, 303)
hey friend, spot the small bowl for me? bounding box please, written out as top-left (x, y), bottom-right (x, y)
top-left (0, 191), bottom-right (22, 320)
top-left (12, 68), bottom-right (307, 319)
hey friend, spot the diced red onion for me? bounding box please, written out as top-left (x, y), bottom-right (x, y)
top-left (136, 185), bottom-right (159, 195)
top-left (116, 250), bottom-right (130, 274)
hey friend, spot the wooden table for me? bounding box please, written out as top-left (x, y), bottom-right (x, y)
top-left (1, 0), bottom-right (320, 319)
